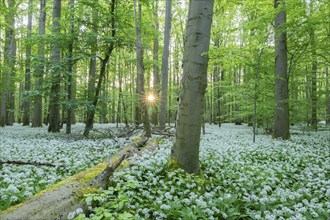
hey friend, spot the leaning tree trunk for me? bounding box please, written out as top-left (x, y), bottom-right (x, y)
top-left (23, 0), bottom-right (33, 126)
top-left (32, 0), bottom-right (46, 128)
top-left (170, 0), bottom-right (214, 174)
top-left (48, 0), bottom-right (62, 133)
top-left (159, 0), bottom-right (172, 130)
top-left (134, 1), bottom-right (151, 137)
top-left (83, 0), bottom-right (116, 137)
top-left (273, 0), bottom-right (289, 139)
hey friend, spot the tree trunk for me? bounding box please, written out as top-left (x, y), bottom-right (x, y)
top-left (83, 0), bottom-right (116, 137)
top-left (134, 1), bottom-right (151, 137)
top-left (326, 66), bottom-right (330, 124)
top-left (48, 0), bottom-right (62, 133)
top-left (273, 0), bottom-right (289, 139)
top-left (32, 0), bottom-right (46, 127)
top-left (23, 0), bottom-right (33, 126)
top-left (2, 0), bottom-right (17, 126)
top-left (0, 21), bottom-right (3, 126)
top-left (310, 15), bottom-right (317, 130)
top-left (86, 4), bottom-right (98, 128)
top-left (152, 0), bottom-right (159, 126)
top-left (66, 0), bottom-right (75, 134)
top-left (159, 0), bottom-right (172, 130)
top-left (253, 49), bottom-right (263, 143)
top-left (170, 0), bottom-right (214, 174)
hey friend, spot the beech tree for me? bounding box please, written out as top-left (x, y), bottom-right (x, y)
top-left (0, 0), bottom-right (16, 126)
top-left (273, 0), bottom-right (289, 139)
top-left (66, 0), bottom-right (75, 134)
top-left (171, 0), bottom-right (214, 174)
top-left (32, 0), bottom-right (46, 128)
top-left (159, 0), bottom-right (172, 130)
top-left (151, 0), bottom-right (159, 125)
top-left (0, 0), bottom-right (328, 132)
top-left (48, 0), bottom-right (62, 132)
top-left (22, 0), bottom-right (33, 126)
top-left (134, 0), bottom-right (151, 137)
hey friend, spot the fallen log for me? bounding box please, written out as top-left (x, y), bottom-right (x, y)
top-left (0, 160), bottom-right (66, 169)
top-left (0, 137), bottom-right (158, 220)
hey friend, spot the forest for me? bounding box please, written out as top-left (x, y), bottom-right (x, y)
top-left (0, 0), bottom-right (329, 219)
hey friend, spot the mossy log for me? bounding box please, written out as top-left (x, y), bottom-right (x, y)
top-left (0, 137), bottom-right (158, 220)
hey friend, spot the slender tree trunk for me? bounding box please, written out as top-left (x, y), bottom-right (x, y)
top-left (305, 67), bottom-right (311, 124)
top-left (171, 0), bottom-right (214, 174)
top-left (18, 82), bottom-right (24, 123)
top-left (218, 70), bottom-right (225, 127)
top-left (23, 0), bottom-right (33, 126)
top-left (110, 73), bottom-right (115, 123)
top-left (71, 65), bottom-right (76, 124)
top-left (134, 1), bottom-right (151, 137)
top-left (134, 6), bottom-right (141, 128)
top-left (310, 29), bottom-right (317, 131)
top-left (253, 49), bottom-right (263, 143)
top-left (213, 66), bottom-right (220, 125)
top-left (83, 0), bottom-right (116, 136)
top-left (4, 0), bottom-right (16, 126)
top-left (1, 10), bottom-right (9, 126)
top-left (48, 0), bottom-right (62, 132)
top-left (117, 55), bottom-right (122, 127)
top-left (0, 21), bottom-right (3, 126)
top-left (273, 0), bottom-right (289, 139)
top-left (159, 0), bottom-right (172, 130)
top-left (152, 0), bottom-right (159, 126)
top-left (86, 4), bottom-right (98, 128)
top-left (32, 0), bottom-right (46, 127)
top-left (168, 56), bottom-right (172, 126)
top-left (66, 0), bottom-right (74, 134)
top-left (326, 66), bottom-right (330, 124)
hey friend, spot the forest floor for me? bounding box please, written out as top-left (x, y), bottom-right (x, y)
top-left (0, 123), bottom-right (329, 219)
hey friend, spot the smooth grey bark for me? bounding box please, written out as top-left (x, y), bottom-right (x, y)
top-left (32, 0), bottom-right (46, 127)
top-left (1, 0), bottom-right (16, 126)
top-left (23, 0), bottom-right (33, 126)
top-left (48, 0), bottom-right (61, 132)
top-left (66, 0), bottom-right (74, 134)
top-left (5, 0), bottom-right (16, 126)
top-left (159, 0), bottom-right (172, 130)
top-left (273, 0), bottom-right (289, 139)
top-left (152, 0), bottom-right (159, 125)
top-left (134, 1), bottom-right (151, 137)
top-left (171, 0), bottom-right (214, 174)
